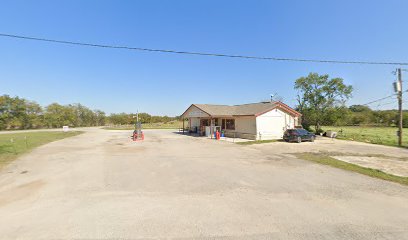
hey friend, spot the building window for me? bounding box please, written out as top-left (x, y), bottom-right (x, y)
top-left (224, 119), bottom-right (235, 130)
top-left (200, 119), bottom-right (210, 126)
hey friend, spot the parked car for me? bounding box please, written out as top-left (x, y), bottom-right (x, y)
top-left (283, 129), bottom-right (315, 143)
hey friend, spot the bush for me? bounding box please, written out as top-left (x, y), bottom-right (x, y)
top-left (315, 128), bottom-right (324, 135)
top-left (301, 122), bottom-right (313, 132)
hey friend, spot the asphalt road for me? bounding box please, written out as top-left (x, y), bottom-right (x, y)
top-left (0, 129), bottom-right (407, 239)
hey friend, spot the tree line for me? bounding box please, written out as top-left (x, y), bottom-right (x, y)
top-left (108, 113), bottom-right (177, 125)
top-left (318, 105), bottom-right (408, 128)
top-left (0, 95), bottom-right (177, 130)
top-left (0, 95), bottom-right (106, 130)
top-left (295, 73), bottom-right (406, 133)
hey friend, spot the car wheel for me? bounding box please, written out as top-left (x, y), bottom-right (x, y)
top-left (297, 137), bottom-right (301, 143)
top-left (311, 136), bottom-right (315, 142)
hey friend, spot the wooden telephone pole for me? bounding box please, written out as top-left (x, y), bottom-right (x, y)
top-left (396, 68), bottom-right (403, 146)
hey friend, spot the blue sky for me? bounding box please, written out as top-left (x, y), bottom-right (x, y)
top-left (1, 0), bottom-right (407, 116)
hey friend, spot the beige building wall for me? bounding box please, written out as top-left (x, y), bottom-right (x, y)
top-left (256, 108), bottom-right (296, 140)
top-left (190, 118), bottom-right (200, 129)
top-left (223, 116), bottom-right (257, 140)
top-left (183, 105), bottom-right (210, 118)
top-left (183, 105), bottom-right (210, 130)
top-left (294, 116), bottom-right (300, 126)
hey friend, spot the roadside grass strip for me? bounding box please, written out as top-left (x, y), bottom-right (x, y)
top-left (294, 152), bottom-right (408, 186)
top-left (0, 131), bottom-right (83, 168)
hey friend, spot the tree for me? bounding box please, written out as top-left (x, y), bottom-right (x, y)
top-left (44, 103), bottom-right (70, 128)
top-left (348, 105), bottom-right (374, 125)
top-left (108, 113), bottom-right (131, 125)
top-left (0, 95), bottom-right (44, 130)
top-left (24, 100), bottom-right (43, 129)
top-left (94, 110), bottom-right (106, 126)
top-left (138, 113), bottom-right (152, 124)
top-left (295, 73), bottom-right (353, 132)
top-left (349, 105), bottom-right (372, 113)
top-left (322, 106), bottom-right (351, 126)
top-left (0, 95), bottom-right (16, 130)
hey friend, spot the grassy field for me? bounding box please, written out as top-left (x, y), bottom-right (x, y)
top-left (104, 121), bottom-right (186, 130)
top-left (295, 152), bottom-right (408, 186)
top-left (322, 126), bottom-right (408, 148)
top-left (0, 131), bottom-right (83, 169)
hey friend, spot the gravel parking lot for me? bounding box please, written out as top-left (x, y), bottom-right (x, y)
top-left (0, 128), bottom-right (407, 239)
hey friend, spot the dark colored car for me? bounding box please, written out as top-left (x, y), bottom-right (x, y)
top-left (283, 129), bottom-right (315, 143)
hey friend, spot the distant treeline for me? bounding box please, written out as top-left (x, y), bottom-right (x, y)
top-left (108, 113), bottom-right (178, 125)
top-left (316, 105), bottom-right (408, 128)
top-left (2, 94), bottom-right (405, 130)
top-left (0, 95), bottom-right (178, 130)
top-left (0, 95), bottom-right (106, 130)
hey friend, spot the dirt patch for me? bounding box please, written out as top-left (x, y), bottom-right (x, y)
top-left (295, 150), bottom-right (408, 177)
top-left (293, 152), bottom-right (408, 186)
top-left (315, 150), bottom-right (408, 162)
top-left (0, 180), bottom-right (45, 207)
top-left (332, 155), bottom-right (408, 177)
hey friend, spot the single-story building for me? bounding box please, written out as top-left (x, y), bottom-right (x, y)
top-left (180, 101), bottom-right (302, 140)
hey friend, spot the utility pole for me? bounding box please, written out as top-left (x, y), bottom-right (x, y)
top-left (133, 110), bottom-right (139, 130)
top-left (396, 68), bottom-right (403, 146)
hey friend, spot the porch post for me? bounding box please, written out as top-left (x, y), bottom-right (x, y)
top-left (210, 117), bottom-right (213, 139)
top-left (182, 118), bottom-right (185, 134)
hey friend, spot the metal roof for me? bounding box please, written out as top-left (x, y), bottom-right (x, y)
top-left (182, 101), bottom-right (301, 117)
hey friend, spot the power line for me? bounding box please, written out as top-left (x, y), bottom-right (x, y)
top-left (360, 89), bottom-right (408, 106)
top-left (1, 33), bottom-right (408, 65)
top-left (361, 94), bottom-right (396, 106)
top-left (375, 100), bottom-right (396, 107)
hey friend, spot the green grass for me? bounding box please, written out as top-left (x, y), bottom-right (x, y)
top-left (294, 152), bottom-right (408, 186)
top-left (104, 121), bottom-right (187, 130)
top-left (0, 131), bottom-right (83, 169)
top-left (236, 139), bottom-right (279, 145)
top-left (322, 126), bottom-right (408, 148)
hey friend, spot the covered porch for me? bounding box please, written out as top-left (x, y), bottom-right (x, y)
top-left (181, 116), bottom-right (237, 137)
top-left (180, 104), bottom-right (258, 140)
